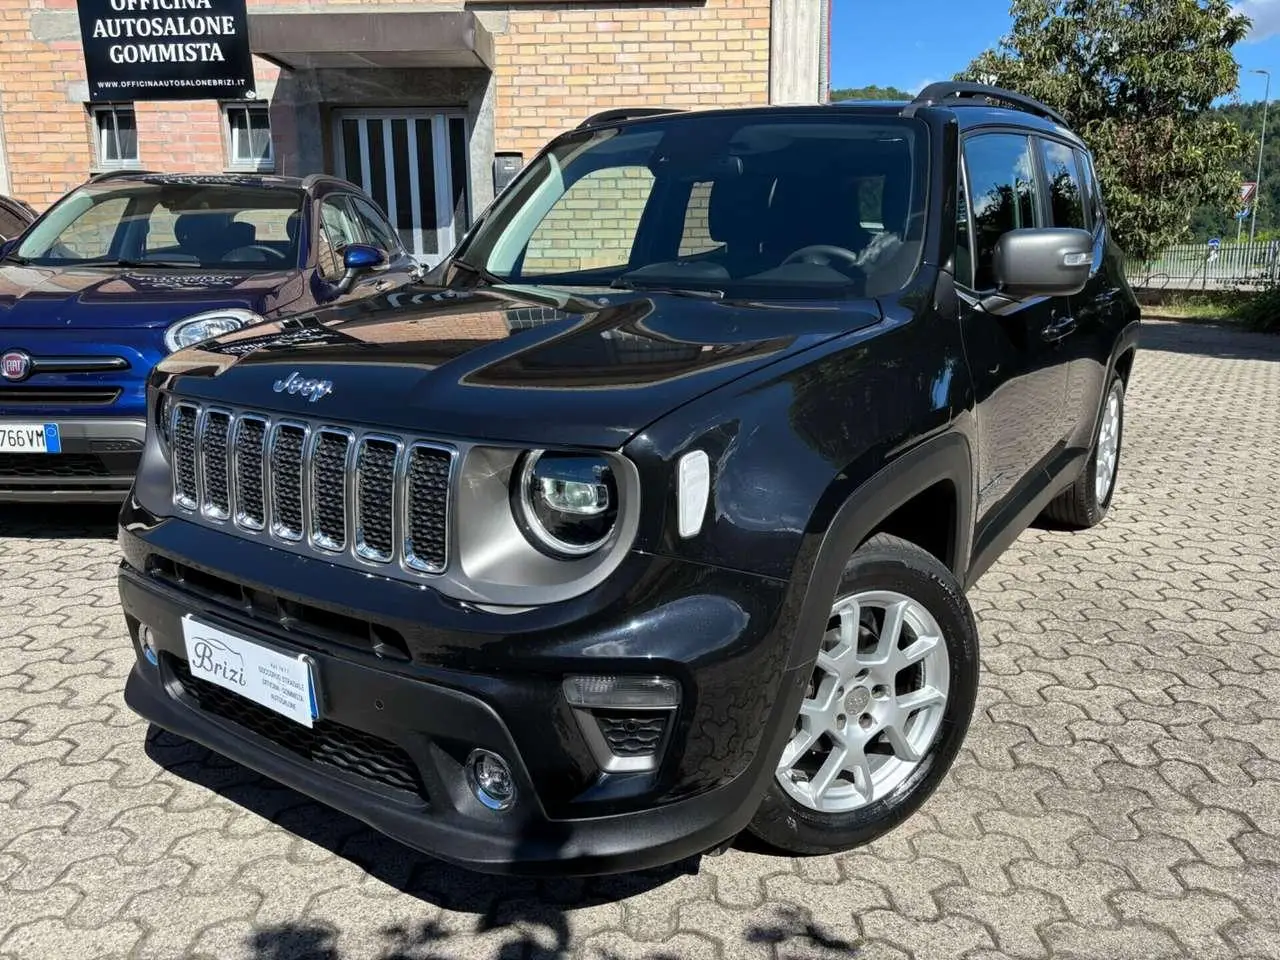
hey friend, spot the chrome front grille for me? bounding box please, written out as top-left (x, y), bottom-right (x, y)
top-left (170, 401), bottom-right (455, 576)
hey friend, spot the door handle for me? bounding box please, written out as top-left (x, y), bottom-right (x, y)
top-left (1041, 315), bottom-right (1077, 342)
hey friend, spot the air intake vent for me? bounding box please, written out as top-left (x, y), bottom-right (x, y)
top-left (310, 430), bottom-right (352, 551)
top-left (404, 443), bottom-right (452, 573)
top-left (172, 403), bottom-right (199, 509)
top-left (200, 410), bottom-right (232, 520)
top-left (355, 437), bottom-right (397, 562)
top-left (233, 416), bottom-right (267, 530)
top-left (269, 423), bottom-right (307, 541)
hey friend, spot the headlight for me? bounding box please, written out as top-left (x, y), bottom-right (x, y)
top-left (163, 308), bottom-right (261, 353)
top-left (512, 450), bottom-right (619, 558)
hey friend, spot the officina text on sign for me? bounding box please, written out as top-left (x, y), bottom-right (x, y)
top-left (75, 0), bottom-right (255, 102)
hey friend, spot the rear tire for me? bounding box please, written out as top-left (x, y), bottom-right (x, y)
top-left (1043, 374), bottom-right (1125, 530)
top-left (747, 534), bottom-right (979, 856)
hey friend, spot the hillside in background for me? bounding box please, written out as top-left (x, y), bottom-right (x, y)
top-left (1192, 101), bottom-right (1280, 242)
top-left (830, 85), bottom-right (914, 102)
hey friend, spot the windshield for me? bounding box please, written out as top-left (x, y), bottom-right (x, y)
top-left (455, 113), bottom-right (928, 299)
top-left (14, 183), bottom-right (304, 270)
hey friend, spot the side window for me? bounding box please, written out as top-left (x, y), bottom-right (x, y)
top-left (317, 196), bottom-right (361, 281)
top-left (1039, 139), bottom-right (1087, 230)
top-left (955, 159), bottom-right (974, 288)
top-left (1075, 148), bottom-right (1105, 229)
top-left (522, 166), bottom-right (655, 275)
top-left (962, 134), bottom-right (1040, 290)
top-left (349, 196), bottom-right (402, 256)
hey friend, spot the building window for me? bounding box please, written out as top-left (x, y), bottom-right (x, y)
top-left (222, 102), bottom-right (273, 171)
top-left (91, 104), bottom-right (139, 169)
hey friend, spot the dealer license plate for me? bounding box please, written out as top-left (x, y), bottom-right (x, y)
top-left (181, 616), bottom-right (319, 728)
top-left (0, 423), bottom-right (61, 453)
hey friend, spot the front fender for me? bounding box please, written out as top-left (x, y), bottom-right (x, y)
top-left (777, 427), bottom-right (975, 671)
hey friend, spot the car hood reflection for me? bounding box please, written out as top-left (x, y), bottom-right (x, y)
top-left (158, 283), bottom-right (883, 448)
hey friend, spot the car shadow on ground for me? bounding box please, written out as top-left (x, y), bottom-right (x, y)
top-left (0, 503), bottom-right (119, 539)
top-left (1138, 317), bottom-right (1280, 361)
top-left (145, 727), bottom-right (858, 960)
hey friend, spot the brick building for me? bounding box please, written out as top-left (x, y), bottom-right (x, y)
top-left (0, 0), bottom-right (829, 267)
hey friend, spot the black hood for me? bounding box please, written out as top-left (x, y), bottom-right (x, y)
top-left (157, 284), bottom-right (882, 448)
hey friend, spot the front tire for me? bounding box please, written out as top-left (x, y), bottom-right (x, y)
top-left (747, 534), bottom-right (979, 856)
top-left (1042, 374), bottom-right (1125, 529)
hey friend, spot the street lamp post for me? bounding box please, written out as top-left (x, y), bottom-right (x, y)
top-left (1250, 68), bottom-right (1271, 244)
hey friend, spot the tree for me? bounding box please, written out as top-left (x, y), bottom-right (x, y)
top-left (1190, 100), bottom-right (1275, 241)
top-left (958, 0), bottom-right (1253, 260)
top-left (830, 85), bottom-right (915, 102)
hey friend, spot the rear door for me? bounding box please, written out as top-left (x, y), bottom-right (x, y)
top-left (1034, 136), bottom-right (1097, 448)
top-left (957, 131), bottom-right (1072, 523)
top-left (1052, 143), bottom-right (1125, 458)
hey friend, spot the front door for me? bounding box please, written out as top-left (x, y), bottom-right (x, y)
top-left (332, 110), bottom-right (471, 268)
top-left (957, 131), bottom-right (1072, 524)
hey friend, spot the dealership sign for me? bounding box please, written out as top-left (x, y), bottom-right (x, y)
top-left (75, 0), bottom-right (255, 102)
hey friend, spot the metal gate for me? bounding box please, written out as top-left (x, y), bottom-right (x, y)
top-left (332, 109), bottom-right (471, 267)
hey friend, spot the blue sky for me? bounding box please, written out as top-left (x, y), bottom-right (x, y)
top-left (831, 0), bottom-right (1280, 103)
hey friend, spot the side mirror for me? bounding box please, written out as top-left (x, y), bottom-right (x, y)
top-left (335, 243), bottom-right (386, 293)
top-left (992, 228), bottom-right (1093, 300)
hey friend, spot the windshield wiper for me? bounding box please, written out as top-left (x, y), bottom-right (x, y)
top-left (610, 277), bottom-right (724, 300)
top-left (1, 251), bottom-right (29, 265)
top-left (83, 257), bottom-right (201, 269)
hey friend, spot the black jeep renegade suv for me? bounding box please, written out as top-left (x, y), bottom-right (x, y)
top-left (117, 84), bottom-right (1140, 876)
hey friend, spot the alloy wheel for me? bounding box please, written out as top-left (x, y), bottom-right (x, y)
top-left (1094, 384), bottom-right (1122, 504)
top-left (775, 590), bottom-right (950, 814)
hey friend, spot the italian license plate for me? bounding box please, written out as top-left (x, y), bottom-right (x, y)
top-left (181, 616), bottom-right (319, 728)
top-left (0, 423), bottom-right (61, 453)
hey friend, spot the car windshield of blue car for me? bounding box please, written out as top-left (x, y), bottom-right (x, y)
top-left (455, 113), bottom-right (929, 300)
top-left (15, 183), bottom-right (305, 270)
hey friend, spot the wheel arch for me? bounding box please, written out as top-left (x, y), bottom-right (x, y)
top-left (783, 429), bottom-right (975, 672)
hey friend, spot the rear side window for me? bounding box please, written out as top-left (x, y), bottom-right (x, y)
top-left (955, 157), bottom-right (974, 288)
top-left (350, 196), bottom-right (402, 256)
top-left (1039, 139), bottom-right (1087, 230)
top-left (318, 196), bottom-right (362, 280)
top-left (962, 133), bottom-right (1040, 290)
top-left (1076, 149), bottom-right (1105, 229)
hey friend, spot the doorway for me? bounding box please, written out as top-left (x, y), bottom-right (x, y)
top-left (332, 109), bottom-right (471, 267)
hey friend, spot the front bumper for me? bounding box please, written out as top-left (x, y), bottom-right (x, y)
top-left (117, 506), bottom-right (809, 876)
top-left (0, 417), bottom-right (144, 502)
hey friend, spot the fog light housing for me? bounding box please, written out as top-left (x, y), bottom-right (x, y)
top-left (467, 749), bottom-right (516, 811)
top-left (139, 625), bottom-right (159, 666)
top-left (563, 675), bottom-right (680, 774)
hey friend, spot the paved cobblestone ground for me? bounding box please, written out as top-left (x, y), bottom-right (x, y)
top-left (2, 319), bottom-right (1279, 960)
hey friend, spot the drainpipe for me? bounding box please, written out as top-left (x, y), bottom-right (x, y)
top-left (819, 0), bottom-right (831, 102)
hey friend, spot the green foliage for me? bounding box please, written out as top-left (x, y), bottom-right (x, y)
top-left (1231, 286), bottom-right (1280, 330)
top-left (1190, 100), bottom-right (1276, 241)
top-left (958, 0), bottom-right (1253, 261)
top-left (830, 85), bottom-right (915, 102)
top-left (1141, 288), bottom-right (1280, 330)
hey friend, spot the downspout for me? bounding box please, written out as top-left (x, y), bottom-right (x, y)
top-left (819, 0), bottom-right (831, 102)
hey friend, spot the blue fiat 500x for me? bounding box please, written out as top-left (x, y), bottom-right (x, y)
top-left (0, 172), bottom-right (421, 501)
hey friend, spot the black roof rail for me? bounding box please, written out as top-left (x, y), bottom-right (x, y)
top-left (906, 81), bottom-right (1068, 127)
top-left (576, 107), bottom-right (685, 130)
top-left (89, 169), bottom-right (159, 181)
